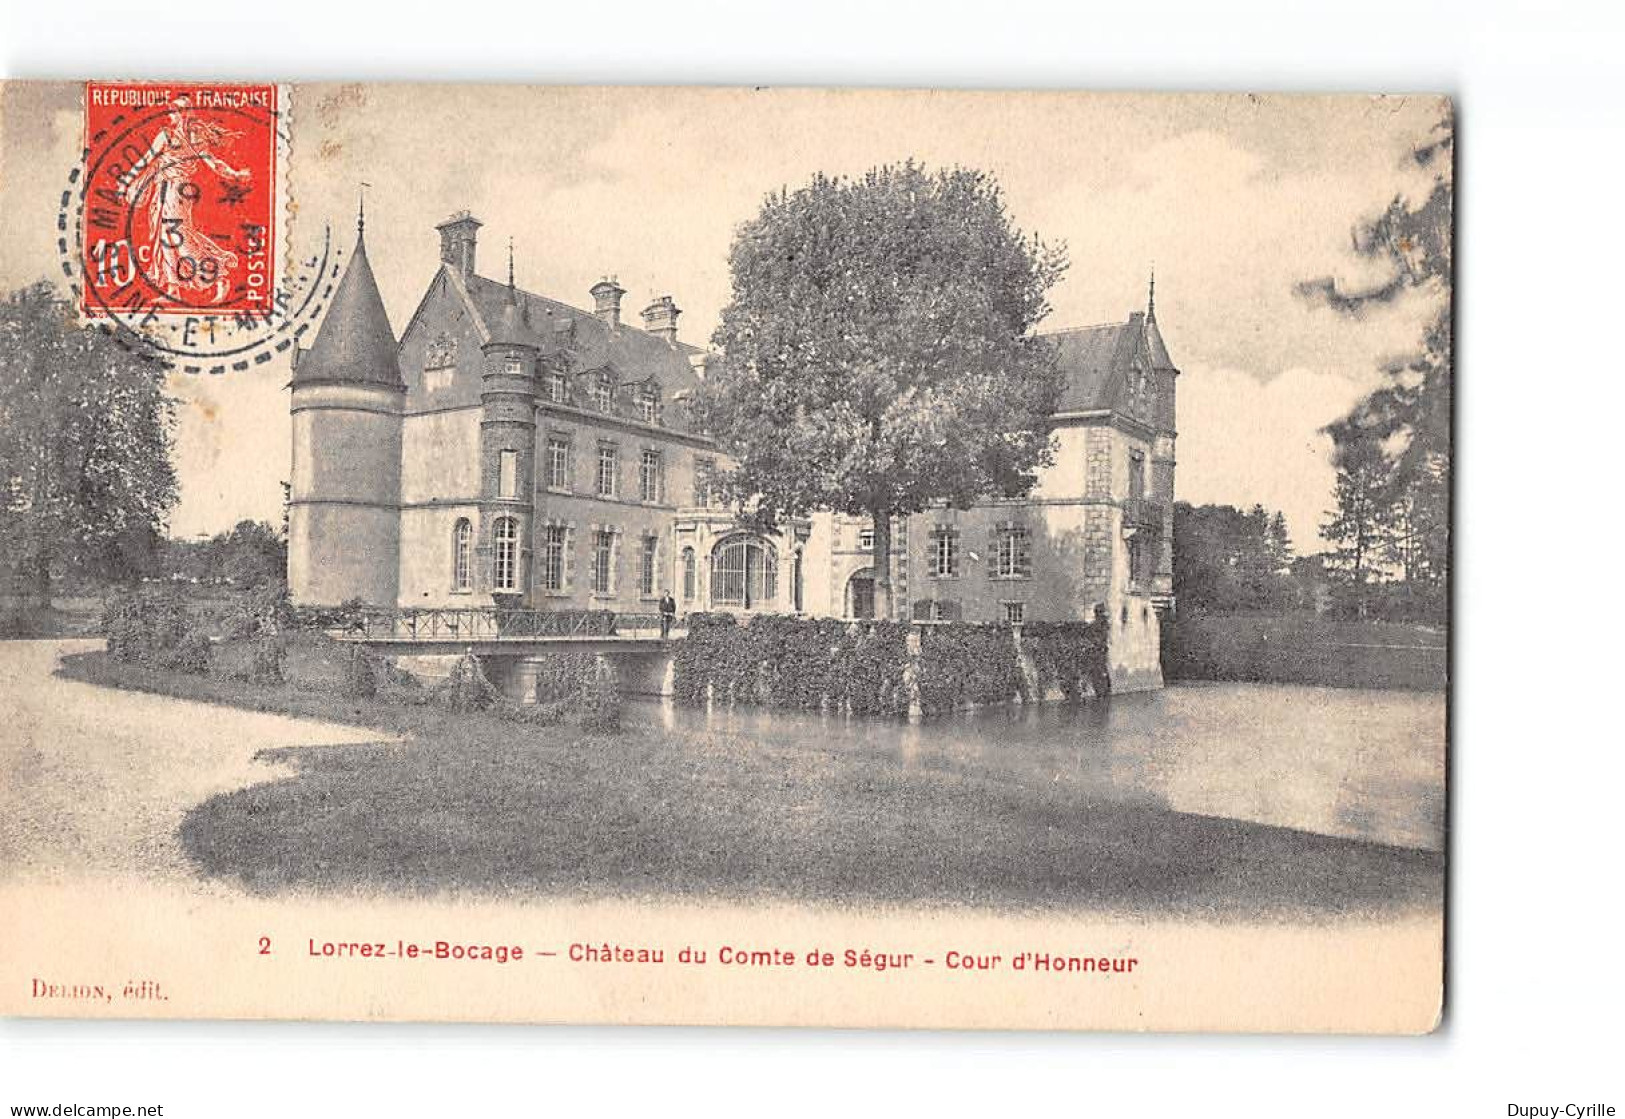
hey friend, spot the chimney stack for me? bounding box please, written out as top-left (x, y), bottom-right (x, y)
top-left (590, 278), bottom-right (626, 329)
top-left (640, 295), bottom-right (681, 344)
top-left (435, 211), bottom-right (481, 280)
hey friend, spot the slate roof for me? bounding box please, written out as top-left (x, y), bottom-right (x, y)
top-left (462, 273), bottom-right (706, 396)
top-left (292, 231), bottom-right (404, 389)
top-left (1146, 314), bottom-right (1175, 370)
top-left (1043, 311), bottom-right (1176, 413)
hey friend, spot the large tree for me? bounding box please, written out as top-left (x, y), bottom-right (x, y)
top-left (700, 162), bottom-right (1068, 618)
top-left (0, 281), bottom-right (178, 604)
top-left (1320, 423), bottom-right (1394, 616)
top-left (1172, 501), bottom-right (1297, 615)
top-left (1298, 108), bottom-right (1452, 603)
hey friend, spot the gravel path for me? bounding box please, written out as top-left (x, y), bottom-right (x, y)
top-left (0, 639), bottom-right (392, 886)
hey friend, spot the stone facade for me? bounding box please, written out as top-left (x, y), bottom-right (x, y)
top-left (289, 211), bottom-right (1180, 691)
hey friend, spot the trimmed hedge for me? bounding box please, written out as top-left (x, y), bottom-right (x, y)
top-left (673, 613), bottom-right (912, 716)
top-left (916, 624), bottom-right (1025, 714)
top-left (673, 613), bottom-right (1109, 718)
top-left (1020, 620), bottom-right (1109, 701)
top-left (1162, 611), bottom-right (1446, 691)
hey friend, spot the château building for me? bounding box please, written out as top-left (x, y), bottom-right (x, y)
top-left (288, 210), bottom-right (1179, 690)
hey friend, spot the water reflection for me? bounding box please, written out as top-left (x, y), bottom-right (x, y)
top-left (628, 683), bottom-right (1446, 852)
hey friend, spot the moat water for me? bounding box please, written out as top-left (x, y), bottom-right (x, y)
top-left (628, 682), bottom-right (1446, 853)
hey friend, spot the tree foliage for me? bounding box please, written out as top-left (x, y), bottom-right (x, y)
top-left (1172, 502), bottom-right (1300, 614)
top-left (1318, 421), bottom-right (1447, 621)
top-left (162, 518), bottom-right (287, 589)
top-left (1298, 109), bottom-right (1452, 613)
top-left (1319, 429), bottom-right (1393, 610)
top-left (699, 162), bottom-right (1068, 617)
top-left (0, 282), bottom-right (178, 600)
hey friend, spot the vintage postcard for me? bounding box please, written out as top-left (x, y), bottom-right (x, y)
top-left (0, 82), bottom-right (1450, 1032)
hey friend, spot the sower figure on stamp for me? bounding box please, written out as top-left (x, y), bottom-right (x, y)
top-left (118, 95), bottom-right (250, 305)
top-left (659, 589), bottom-right (677, 639)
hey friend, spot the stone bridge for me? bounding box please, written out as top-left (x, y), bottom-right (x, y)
top-left (330, 608), bottom-right (680, 698)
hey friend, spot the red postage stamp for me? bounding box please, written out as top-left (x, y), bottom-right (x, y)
top-left (80, 81), bottom-right (281, 321)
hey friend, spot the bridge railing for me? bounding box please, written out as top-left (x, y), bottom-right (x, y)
top-left (342, 607), bottom-right (671, 642)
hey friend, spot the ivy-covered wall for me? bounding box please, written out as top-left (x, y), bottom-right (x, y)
top-left (672, 613), bottom-right (913, 716)
top-left (673, 613), bottom-right (1109, 718)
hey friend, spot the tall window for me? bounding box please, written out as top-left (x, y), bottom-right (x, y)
top-left (640, 536), bottom-right (659, 596)
top-left (638, 386), bottom-right (660, 424)
top-left (592, 370), bottom-right (615, 412)
top-left (597, 443), bottom-right (618, 498)
top-left (993, 524), bottom-right (1031, 579)
top-left (639, 449), bottom-right (663, 503)
top-left (681, 547), bottom-right (696, 602)
top-left (710, 535), bottom-right (776, 608)
top-left (929, 526), bottom-right (958, 578)
top-left (1127, 535), bottom-right (1145, 587)
top-left (540, 525), bottom-right (567, 592)
top-left (692, 457), bottom-right (715, 507)
top-left (547, 370), bottom-right (568, 404)
top-left (1128, 449), bottom-right (1146, 499)
top-left (547, 436), bottom-right (571, 491)
top-left (592, 530), bottom-right (615, 594)
top-left (493, 517), bottom-right (519, 592)
top-left (451, 519), bottom-right (472, 592)
top-left (498, 449), bottom-right (518, 499)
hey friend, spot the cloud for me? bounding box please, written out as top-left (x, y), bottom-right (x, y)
top-left (1178, 362), bottom-right (1382, 550)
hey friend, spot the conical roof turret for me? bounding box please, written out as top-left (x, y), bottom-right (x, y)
top-left (293, 224), bottom-right (403, 389)
top-left (486, 239), bottom-right (537, 349)
top-left (1145, 269), bottom-right (1176, 370)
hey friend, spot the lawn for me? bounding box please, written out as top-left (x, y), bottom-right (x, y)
top-left (58, 650), bottom-right (1442, 919)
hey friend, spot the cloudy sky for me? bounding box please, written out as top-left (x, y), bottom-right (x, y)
top-left (1, 84), bottom-right (1446, 551)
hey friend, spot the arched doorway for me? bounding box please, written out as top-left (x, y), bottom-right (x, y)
top-left (710, 534), bottom-right (777, 610)
top-left (846, 568), bottom-right (876, 619)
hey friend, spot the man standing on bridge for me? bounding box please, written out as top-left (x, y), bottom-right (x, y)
top-left (659, 589), bottom-right (677, 640)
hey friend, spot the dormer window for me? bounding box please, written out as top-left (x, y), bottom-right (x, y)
top-left (592, 370), bottom-right (615, 412)
top-left (638, 385), bottom-right (660, 424)
top-left (548, 370), bottom-right (568, 404)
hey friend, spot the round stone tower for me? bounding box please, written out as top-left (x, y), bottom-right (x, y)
top-left (476, 261), bottom-right (541, 604)
top-left (287, 216), bottom-right (405, 606)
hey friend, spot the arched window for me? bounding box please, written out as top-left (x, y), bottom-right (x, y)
top-left (451, 518), bottom-right (473, 592)
top-left (493, 516), bottom-right (520, 592)
top-left (710, 534), bottom-right (776, 608)
top-left (681, 546), bottom-right (696, 602)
